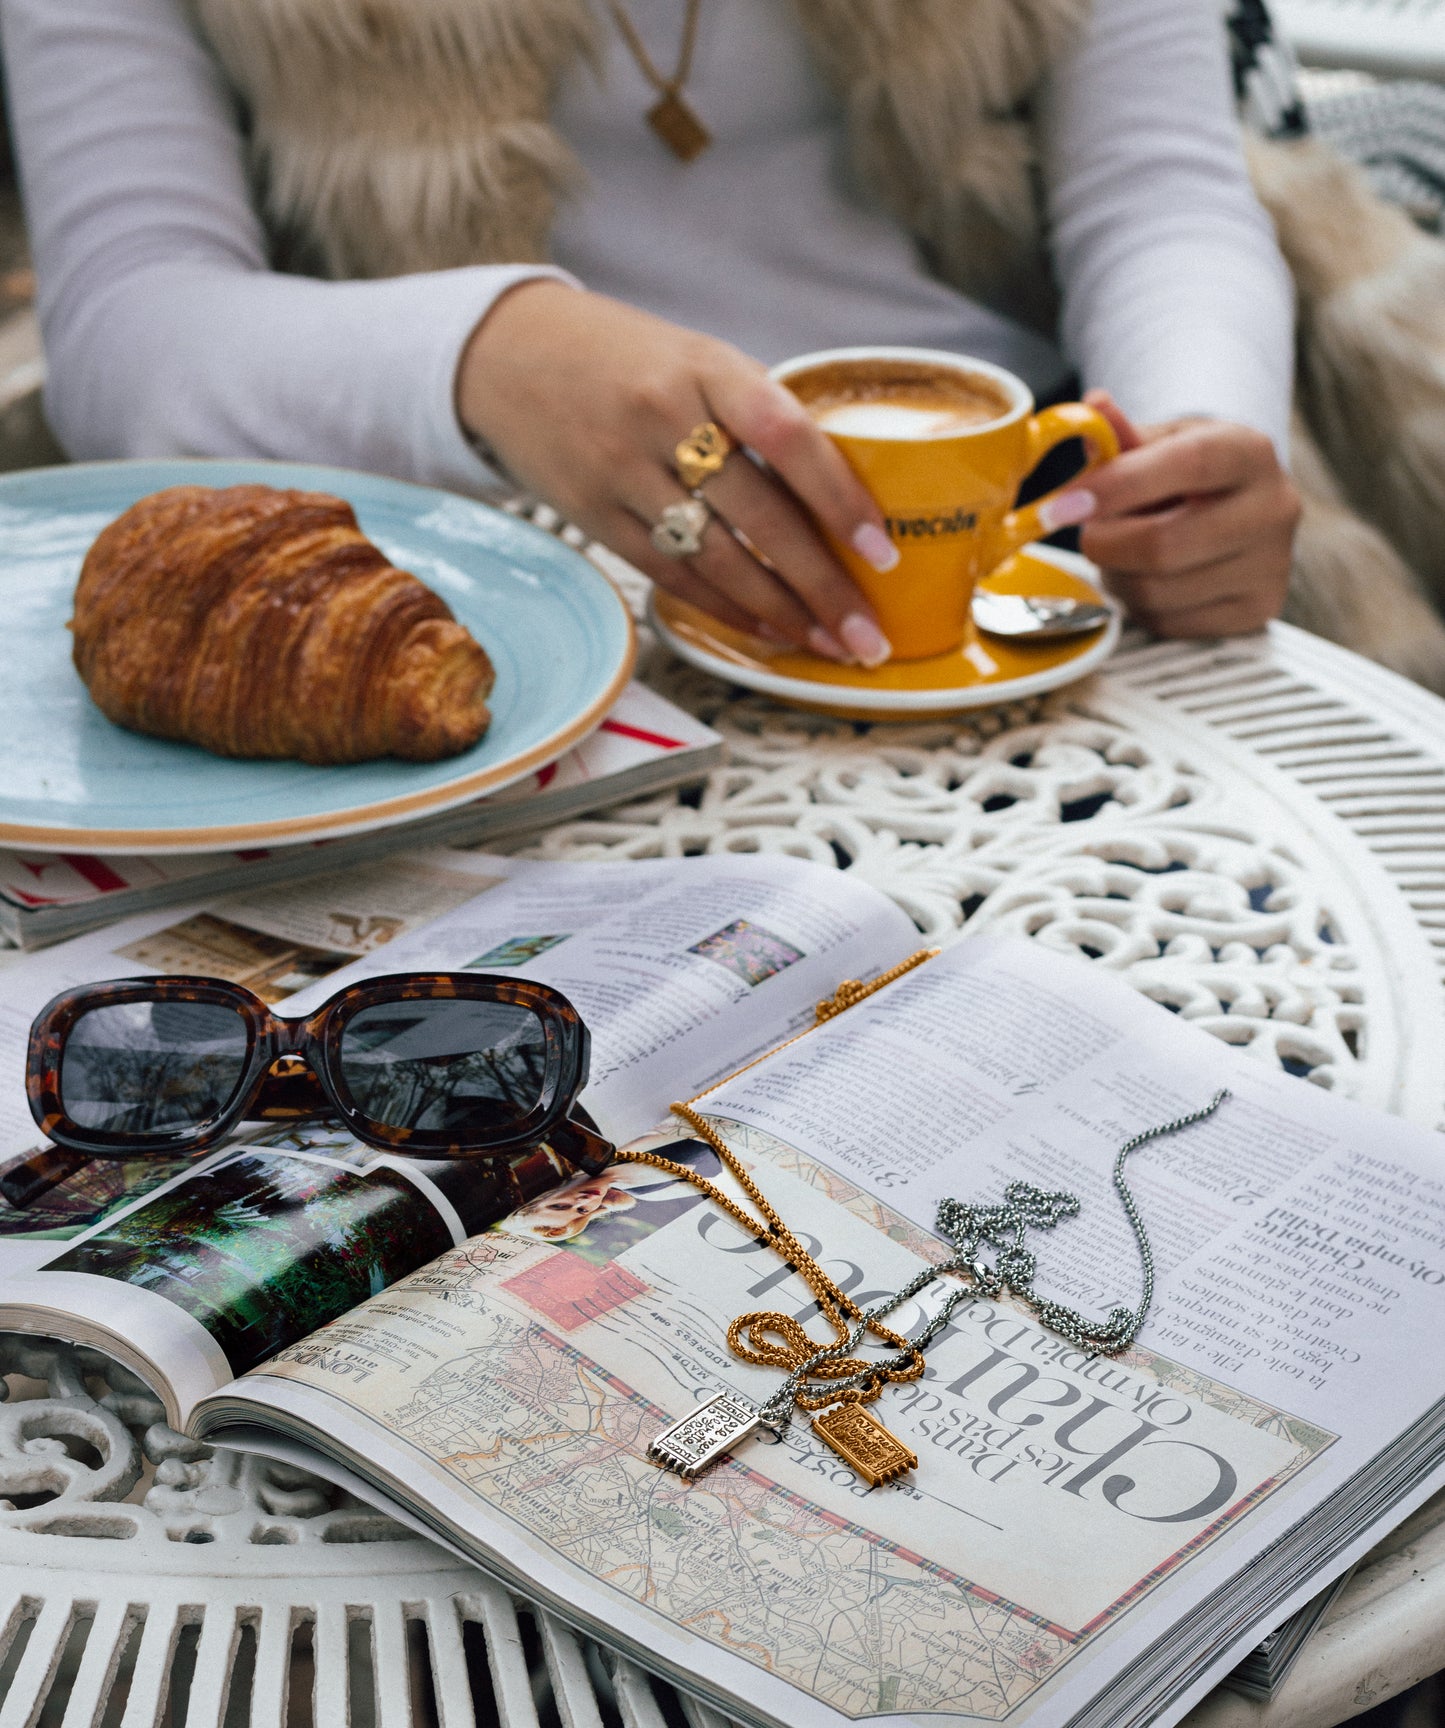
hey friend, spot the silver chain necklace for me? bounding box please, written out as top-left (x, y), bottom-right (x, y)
top-left (755, 1085), bottom-right (1231, 1421)
top-left (650, 1089), bottom-right (1230, 1482)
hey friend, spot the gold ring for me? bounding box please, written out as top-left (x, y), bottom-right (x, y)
top-left (674, 421), bottom-right (734, 492)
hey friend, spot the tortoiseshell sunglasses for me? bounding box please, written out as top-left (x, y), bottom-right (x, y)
top-left (26, 973), bottom-right (613, 1172)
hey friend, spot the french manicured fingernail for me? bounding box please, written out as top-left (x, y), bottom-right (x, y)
top-left (852, 523), bottom-right (899, 572)
top-left (838, 612), bottom-right (892, 668)
top-left (807, 625), bottom-right (853, 663)
top-left (1038, 488), bottom-right (1097, 533)
top-left (754, 621), bottom-right (792, 646)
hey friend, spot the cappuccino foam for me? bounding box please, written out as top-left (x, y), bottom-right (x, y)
top-left (812, 400), bottom-right (998, 439)
top-left (787, 358), bottom-right (1014, 441)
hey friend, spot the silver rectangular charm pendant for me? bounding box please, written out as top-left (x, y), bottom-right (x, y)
top-left (648, 1392), bottom-right (763, 1478)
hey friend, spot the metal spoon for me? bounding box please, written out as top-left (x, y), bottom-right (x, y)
top-left (972, 589), bottom-right (1113, 640)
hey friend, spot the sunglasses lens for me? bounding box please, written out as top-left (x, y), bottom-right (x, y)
top-left (338, 998), bottom-right (553, 1138)
top-left (59, 1000), bottom-right (250, 1137)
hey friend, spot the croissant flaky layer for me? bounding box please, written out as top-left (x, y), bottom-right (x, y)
top-left (71, 484), bottom-right (495, 764)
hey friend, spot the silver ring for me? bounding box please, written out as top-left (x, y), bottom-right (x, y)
top-left (650, 497), bottom-right (711, 559)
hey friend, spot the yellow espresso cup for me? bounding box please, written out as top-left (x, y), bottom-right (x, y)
top-left (773, 347), bottom-right (1120, 661)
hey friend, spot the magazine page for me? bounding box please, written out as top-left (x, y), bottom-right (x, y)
top-left (195, 937), bottom-right (1445, 1728)
top-left (0, 1133), bottom-right (532, 1429)
top-left (289, 849), bottom-right (919, 1146)
top-left (0, 852), bottom-right (915, 1418)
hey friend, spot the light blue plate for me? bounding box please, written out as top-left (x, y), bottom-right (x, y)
top-left (0, 460), bottom-right (634, 853)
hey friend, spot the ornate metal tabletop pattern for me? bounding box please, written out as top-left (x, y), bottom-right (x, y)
top-left (5, 595), bottom-right (1445, 1726)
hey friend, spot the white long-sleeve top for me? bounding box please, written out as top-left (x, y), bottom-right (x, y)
top-left (0, 0), bottom-right (1294, 492)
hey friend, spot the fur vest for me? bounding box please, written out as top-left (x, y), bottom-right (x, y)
top-left (186, 0), bottom-right (1445, 691)
top-left (185, 0), bottom-right (1086, 329)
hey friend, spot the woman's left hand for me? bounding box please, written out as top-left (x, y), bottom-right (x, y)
top-left (1074, 390), bottom-right (1299, 637)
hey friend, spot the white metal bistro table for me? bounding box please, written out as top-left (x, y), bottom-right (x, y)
top-left (4, 614), bottom-right (1445, 1728)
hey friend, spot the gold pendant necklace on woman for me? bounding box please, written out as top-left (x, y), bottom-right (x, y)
top-left (606, 0), bottom-right (712, 161)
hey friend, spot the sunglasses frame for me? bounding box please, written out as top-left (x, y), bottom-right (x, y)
top-left (27, 972), bottom-right (612, 1171)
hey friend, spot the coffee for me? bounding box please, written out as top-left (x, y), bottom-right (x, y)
top-left (771, 345), bottom-right (1119, 659)
top-left (787, 358), bottom-right (1013, 441)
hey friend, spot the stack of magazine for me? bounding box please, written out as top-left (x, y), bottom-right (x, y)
top-left (0, 681), bottom-right (720, 949)
top-left (1, 849), bottom-right (1437, 1727)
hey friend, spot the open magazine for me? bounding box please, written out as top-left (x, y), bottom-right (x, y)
top-left (0, 854), bottom-right (1439, 1725)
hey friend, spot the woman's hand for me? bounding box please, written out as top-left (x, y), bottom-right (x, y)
top-left (1074, 390), bottom-right (1299, 637)
top-left (456, 280), bottom-right (896, 665)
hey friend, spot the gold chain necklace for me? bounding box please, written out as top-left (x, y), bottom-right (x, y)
top-left (618, 950), bottom-right (939, 1485)
top-left (617, 949), bottom-right (1231, 1489)
top-left (605, 0), bottom-right (712, 162)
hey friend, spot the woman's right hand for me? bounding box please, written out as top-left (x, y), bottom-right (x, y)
top-left (456, 280), bottom-right (896, 665)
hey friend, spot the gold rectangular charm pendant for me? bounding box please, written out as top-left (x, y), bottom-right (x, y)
top-left (812, 1403), bottom-right (918, 1487)
top-left (647, 92), bottom-right (712, 162)
top-left (649, 1392), bottom-right (762, 1478)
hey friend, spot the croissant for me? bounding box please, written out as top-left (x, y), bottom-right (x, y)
top-left (71, 484), bottom-right (495, 764)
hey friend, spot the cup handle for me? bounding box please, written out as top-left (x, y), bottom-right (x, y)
top-left (994, 403), bottom-right (1121, 566)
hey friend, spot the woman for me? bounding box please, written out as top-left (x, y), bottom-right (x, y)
top-left (0, 0), bottom-right (1300, 664)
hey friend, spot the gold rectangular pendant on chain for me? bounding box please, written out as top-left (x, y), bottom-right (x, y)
top-left (812, 1403), bottom-right (918, 1487)
top-left (647, 92), bottom-right (712, 161)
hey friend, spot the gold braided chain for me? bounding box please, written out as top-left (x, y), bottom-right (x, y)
top-left (682, 946), bottom-right (939, 1107)
top-left (613, 948), bottom-right (939, 1409)
top-left (605, 0), bottom-right (702, 102)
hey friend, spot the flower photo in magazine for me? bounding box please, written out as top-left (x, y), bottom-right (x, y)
top-left (687, 919), bottom-right (804, 987)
